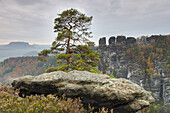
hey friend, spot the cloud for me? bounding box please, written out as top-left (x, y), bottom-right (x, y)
top-left (0, 0), bottom-right (169, 45)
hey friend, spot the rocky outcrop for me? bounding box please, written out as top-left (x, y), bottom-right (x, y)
top-left (162, 77), bottom-right (170, 113)
top-left (11, 71), bottom-right (155, 113)
top-left (97, 35), bottom-right (169, 112)
top-left (126, 37), bottom-right (136, 45)
top-left (98, 36), bottom-right (138, 77)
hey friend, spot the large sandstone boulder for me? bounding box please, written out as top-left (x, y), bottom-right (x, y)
top-left (12, 71), bottom-right (155, 113)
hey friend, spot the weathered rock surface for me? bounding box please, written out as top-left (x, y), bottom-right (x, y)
top-left (12, 71), bottom-right (155, 113)
top-left (97, 36), bottom-right (169, 112)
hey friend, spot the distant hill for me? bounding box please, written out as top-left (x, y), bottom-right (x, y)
top-left (0, 42), bottom-right (51, 62)
top-left (0, 56), bottom-right (57, 84)
top-left (5, 42), bottom-right (34, 48)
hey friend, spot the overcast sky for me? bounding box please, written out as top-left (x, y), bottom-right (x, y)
top-left (0, 0), bottom-right (170, 45)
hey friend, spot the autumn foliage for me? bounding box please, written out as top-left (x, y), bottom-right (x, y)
top-left (126, 35), bottom-right (170, 87)
top-left (0, 56), bottom-right (57, 84)
top-left (0, 84), bottom-right (113, 113)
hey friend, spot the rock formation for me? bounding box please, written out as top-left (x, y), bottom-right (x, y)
top-left (97, 35), bottom-right (170, 112)
top-left (11, 71), bottom-right (155, 113)
top-left (98, 36), bottom-right (137, 77)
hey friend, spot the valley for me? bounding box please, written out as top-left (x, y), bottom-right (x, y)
top-left (0, 42), bottom-right (50, 62)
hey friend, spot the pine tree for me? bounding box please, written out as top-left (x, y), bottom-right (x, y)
top-left (38, 8), bottom-right (100, 72)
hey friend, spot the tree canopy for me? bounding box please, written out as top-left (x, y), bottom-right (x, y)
top-left (39, 8), bottom-right (100, 73)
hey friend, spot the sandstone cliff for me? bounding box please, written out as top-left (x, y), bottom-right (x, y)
top-left (97, 35), bottom-right (170, 112)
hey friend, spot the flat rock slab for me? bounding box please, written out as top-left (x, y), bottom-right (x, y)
top-left (12, 70), bottom-right (155, 113)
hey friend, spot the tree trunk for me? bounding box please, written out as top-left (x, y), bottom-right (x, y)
top-left (66, 36), bottom-right (71, 70)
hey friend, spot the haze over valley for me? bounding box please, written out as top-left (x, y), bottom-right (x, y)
top-left (0, 42), bottom-right (50, 62)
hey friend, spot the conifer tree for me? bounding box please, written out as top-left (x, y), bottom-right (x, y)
top-left (38, 8), bottom-right (100, 72)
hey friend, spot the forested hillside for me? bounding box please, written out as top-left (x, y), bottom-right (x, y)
top-left (126, 35), bottom-right (170, 87)
top-left (97, 35), bottom-right (170, 112)
top-left (0, 56), bottom-right (57, 84)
